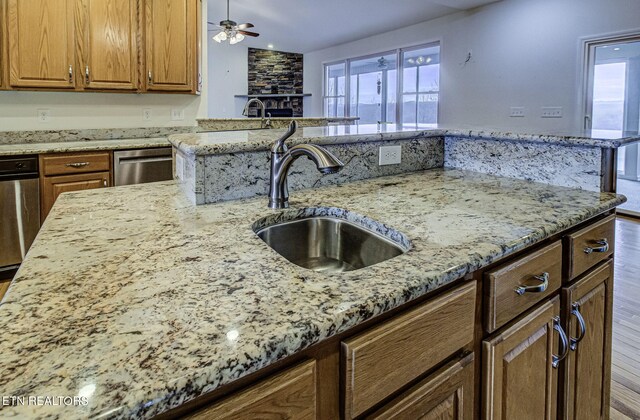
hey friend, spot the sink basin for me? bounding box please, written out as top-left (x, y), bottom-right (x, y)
top-left (253, 213), bottom-right (409, 273)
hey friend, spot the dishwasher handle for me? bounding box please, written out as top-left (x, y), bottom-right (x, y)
top-left (116, 156), bottom-right (172, 165)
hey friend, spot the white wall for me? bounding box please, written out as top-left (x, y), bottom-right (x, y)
top-left (207, 42), bottom-right (248, 118)
top-left (0, 1), bottom-right (208, 132)
top-left (304, 0), bottom-right (640, 131)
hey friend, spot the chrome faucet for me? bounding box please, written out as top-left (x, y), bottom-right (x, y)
top-left (268, 121), bottom-right (344, 209)
top-left (242, 98), bottom-right (271, 129)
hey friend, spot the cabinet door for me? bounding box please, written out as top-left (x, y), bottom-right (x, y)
top-left (7, 0), bottom-right (76, 88)
top-left (561, 260), bottom-right (613, 420)
top-left (42, 171), bottom-right (110, 220)
top-left (366, 353), bottom-right (474, 420)
top-left (80, 0), bottom-right (138, 90)
top-left (185, 360), bottom-right (316, 420)
top-left (483, 297), bottom-right (565, 420)
top-left (144, 0), bottom-right (196, 92)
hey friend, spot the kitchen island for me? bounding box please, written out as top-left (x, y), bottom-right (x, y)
top-left (0, 166), bottom-right (625, 419)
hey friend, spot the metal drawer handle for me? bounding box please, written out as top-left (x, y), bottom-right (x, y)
top-left (515, 272), bottom-right (549, 295)
top-left (65, 162), bottom-right (90, 168)
top-left (584, 239), bottom-right (609, 254)
top-left (552, 316), bottom-right (569, 369)
top-left (569, 303), bottom-right (587, 351)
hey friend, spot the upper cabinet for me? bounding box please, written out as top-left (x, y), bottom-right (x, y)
top-left (7, 0), bottom-right (76, 89)
top-left (79, 0), bottom-right (139, 90)
top-left (1, 0), bottom-right (200, 93)
top-left (144, 0), bottom-right (197, 92)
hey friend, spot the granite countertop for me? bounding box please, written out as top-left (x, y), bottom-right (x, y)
top-left (0, 137), bottom-right (171, 156)
top-left (0, 169), bottom-right (625, 419)
top-left (197, 117), bottom-right (359, 123)
top-left (171, 123), bottom-right (640, 156)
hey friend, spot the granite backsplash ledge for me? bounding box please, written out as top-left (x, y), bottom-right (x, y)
top-left (0, 126), bottom-right (195, 145)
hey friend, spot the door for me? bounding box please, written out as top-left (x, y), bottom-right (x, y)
top-left (483, 297), bottom-right (567, 420)
top-left (584, 35), bottom-right (640, 216)
top-left (145, 0), bottom-right (196, 92)
top-left (41, 172), bottom-right (110, 220)
top-left (7, 0), bottom-right (76, 88)
top-left (81, 0), bottom-right (139, 90)
top-left (366, 354), bottom-right (474, 420)
top-left (560, 260), bottom-right (614, 420)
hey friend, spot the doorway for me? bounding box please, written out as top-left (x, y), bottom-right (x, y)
top-left (584, 34), bottom-right (640, 217)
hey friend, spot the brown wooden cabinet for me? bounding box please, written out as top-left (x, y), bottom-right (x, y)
top-left (483, 298), bottom-right (562, 420)
top-left (7, 0), bottom-right (76, 89)
top-left (2, 0), bottom-right (200, 93)
top-left (79, 0), bottom-right (139, 90)
top-left (560, 260), bottom-right (614, 420)
top-left (366, 353), bottom-right (475, 420)
top-left (144, 0), bottom-right (197, 92)
top-left (40, 151), bottom-right (112, 220)
top-left (185, 360), bottom-right (317, 420)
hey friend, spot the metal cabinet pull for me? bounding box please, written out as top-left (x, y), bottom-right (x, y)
top-left (148, 70), bottom-right (153, 84)
top-left (515, 272), bottom-right (549, 295)
top-left (69, 65), bottom-right (74, 83)
top-left (65, 162), bottom-right (90, 168)
top-left (552, 316), bottom-right (569, 368)
top-left (569, 303), bottom-right (587, 351)
top-left (584, 239), bottom-right (609, 254)
top-left (103, 179), bottom-right (107, 187)
top-left (85, 66), bottom-right (90, 84)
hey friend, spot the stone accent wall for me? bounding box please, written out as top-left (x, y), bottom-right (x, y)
top-left (247, 48), bottom-right (304, 116)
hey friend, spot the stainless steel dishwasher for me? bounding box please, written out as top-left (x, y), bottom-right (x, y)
top-left (113, 147), bottom-right (173, 186)
top-left (0, 155), bottom-right (40, 271)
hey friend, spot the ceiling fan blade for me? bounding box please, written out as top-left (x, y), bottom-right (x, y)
top-left (238, 30), bottom-right (259, 37)
top-left (236, 23), bottom-right (254, 30)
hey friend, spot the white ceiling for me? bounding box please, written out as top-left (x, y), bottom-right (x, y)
top-left (207, 0), bottom-right (501, 53)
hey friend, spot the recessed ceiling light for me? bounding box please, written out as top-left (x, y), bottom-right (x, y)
top-left (267, 44), bottom-right (274, 49)
top-left (614, 47), bottom-right (621, 51)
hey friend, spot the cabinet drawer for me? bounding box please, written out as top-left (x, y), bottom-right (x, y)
top-left (342, 282), bottom-right (476, 419)
top-left (185, 360), bottom-right (316, 420)
top-left (565, 215), bottom-right (615, 281)
top-left (484, 241), bottom-right (562, 333)
top-left (41, 152), bottom-right (110, 176)
top-left (365, 353), bottom-right (474, 420)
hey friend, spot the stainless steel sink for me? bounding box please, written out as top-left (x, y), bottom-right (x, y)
top-left (253, 216), bottom-right (408, 273)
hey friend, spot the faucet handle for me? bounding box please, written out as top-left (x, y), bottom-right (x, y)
top-left (272, 120), bottom-right (298, 152)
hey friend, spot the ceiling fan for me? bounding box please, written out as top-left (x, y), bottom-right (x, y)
top-left (208, 0), bottom-right (259, 45)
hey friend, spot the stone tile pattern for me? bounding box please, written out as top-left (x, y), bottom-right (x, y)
top-left (194, 136), bottom-right (444, 204)
top-left (0, 169), bottom-right (625, 419)
top-left (196, 117), bottom-right (358, 132)
top-left (0, 137), bottom-right (172, 157)
top-left (444, 136), bottom-right (604, 192)
top-left (247, 48), bottom-right (304, 116)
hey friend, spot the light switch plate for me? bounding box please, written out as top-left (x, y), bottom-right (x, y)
top-left (379, 145), bottom-right (402, 165)
top-left (171, 108), bottom-right (185, 121)
top-left (510, 107), bottom-right (525, 117)
top-left (541, 107), bottom-right (563, 118)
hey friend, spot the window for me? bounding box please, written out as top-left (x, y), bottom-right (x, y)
top-left (401, 45), bottom-right (440, 127)
top-left (322, 43), bottom-right (440, 125)
top-left (323, 62), bottom-right (346, 118)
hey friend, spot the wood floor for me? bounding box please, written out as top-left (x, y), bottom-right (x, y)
top-left (611, 216), bottom-right (640, 420)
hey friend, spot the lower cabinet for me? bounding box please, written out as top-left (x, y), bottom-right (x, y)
top-left (39, 151), bottom-right (112, 220)
top-left (41, 171), bottom-right (110, 219)
top-left (365, 353), bottom-right (475, 420)
top-left (483, 297), bottom-right (563, 420)
top-left (185, 360), bottom-right (317, 420)
top-left (561, 260), bottom-right (614, 420)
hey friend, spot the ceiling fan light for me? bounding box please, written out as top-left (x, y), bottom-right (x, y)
top-left (213, 30), bottom-right (227, 42)
top-left (230, 33), bottom-right (245, 45)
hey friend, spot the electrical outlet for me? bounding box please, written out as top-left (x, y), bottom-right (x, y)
top-left (37, 109), bottom-right (51, 123)
top-left (379, 145), bottom-right (402, 165)
top-left (142, 108), bottom-right (153, 121)
top-left (171, 108), bottom-right (185, 121)
top-left (510, 107), bottom-right (525, 117)
top-left (541, 107), bottom-right (563, 118)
